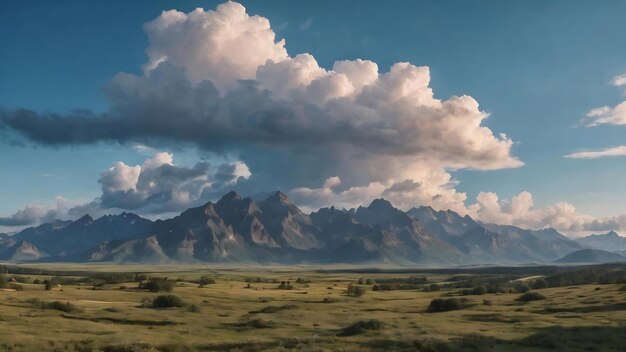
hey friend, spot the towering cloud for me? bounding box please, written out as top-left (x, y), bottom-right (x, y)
top-left (0, 1), bottom-right (523, 215)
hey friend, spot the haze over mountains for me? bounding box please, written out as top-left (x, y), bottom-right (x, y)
top-left (1, 191), bottom-right (625, 265)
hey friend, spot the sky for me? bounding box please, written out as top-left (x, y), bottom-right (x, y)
top-left (1, 0), bottom-right (626, 236)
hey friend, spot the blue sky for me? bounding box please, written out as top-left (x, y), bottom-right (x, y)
top-left (1, 0), bottom-right (626, 234)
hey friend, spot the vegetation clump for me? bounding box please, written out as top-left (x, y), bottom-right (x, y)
top-left (197, 276), bottom-right (216, 288)
top-left (337, 319), bottom-right (384, 336)
top-left (277, 281), bottom-right (293, 290)
top-left (347, 283), bottom-right (366, 297)
top-left (249, 305), bottom-right (298, 314)
top-left (516, 291), bottom-right (546, 302)
top-left (28, 299), bottom-right (83, 313)
top-left (140, 279), bottom-right (174, 292)
top-left (428, 298), bottom-right (469, 312)
top-left (152, 294), bottom-right (184, 308)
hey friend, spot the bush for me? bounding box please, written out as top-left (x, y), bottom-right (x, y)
top-left (29, 299), bottom-right (82, 313)
top-left (337, 319), bottom-right (384, 336)
top-left (187, 304), bottom-right (200, 313)
top-left (152, 294), bottom-right (184, 308)
top-left (516, 291), bottom-right (546, 302)
top-left (197, 276), bottom-right (216, 287)
top-left (347, 284), bottom-right (365, 297)
top-left (277, 281), bottom-right (293, 290)
top-left (141, 279), bottom-right (174, 292)
top-left (428, 298), bottom-right (469, 312)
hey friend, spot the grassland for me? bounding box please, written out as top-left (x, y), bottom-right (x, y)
top-left (0, 263), bottom-right (625, 351)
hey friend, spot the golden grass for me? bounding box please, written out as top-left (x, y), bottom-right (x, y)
top-left (0, 264), bottom-right (625, 351)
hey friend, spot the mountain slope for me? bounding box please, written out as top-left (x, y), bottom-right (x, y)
top-left (3, 241), bottom-right (46, 261)
top-left (575, 231), bottom-right (626, 252)
top-left (555, 249), bottom-right (626, 263)
top-left (7, 213), bottom-right (153, 259)
top-left (0, 190), bottom-right (605, 265)
top-left (408, 207), bottom-right (581, 263)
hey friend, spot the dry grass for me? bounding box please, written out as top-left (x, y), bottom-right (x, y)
top-left (0, 263), bottom-right (625, 351)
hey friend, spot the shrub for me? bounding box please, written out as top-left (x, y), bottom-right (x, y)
top-left (428, 298), bottom-right (469, 312)
top-left (141, 279), bottom-right (174, 292)
top-left (347, 284), bottom-right (365, 297)
top-left (197, 276), bottom-right (216, 288)
top-left (29, 299), bottom-right (82, 313)
top-left (187, 304), bottom-right (200, 313)
top-left (152, 294), bottom-right (184, 308)
top-left (277, 281), bottom-right (293, 290)
top-left (516, 291), bottom-right (546, 302)
top-left (337, 319), bottom-right (384, 336)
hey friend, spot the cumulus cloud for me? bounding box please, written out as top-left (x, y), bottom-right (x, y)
top-left (1, 153), bottom-right (251, 227)
top-left (97, 152), bottom-right (251, 214)
top-left (585, 102), bottom-right (626, 126)
top-left (585, 73), bottom-right (626, 126)
top-left (468, 191), bottom-right (626, 235)
top-left (0, 197), bottom-right (81, 227)
top-left (564, 145), bottom-right (626, 159)
top-left (0, 1), bottom-right (522, 221)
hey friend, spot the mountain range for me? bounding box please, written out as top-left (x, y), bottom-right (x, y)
top-left (1, 191), bottom-right (625, 265)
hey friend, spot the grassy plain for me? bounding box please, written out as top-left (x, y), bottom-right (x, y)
top-left (0, 263), bottom-right (625, 351)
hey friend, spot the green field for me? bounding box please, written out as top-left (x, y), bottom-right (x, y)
top-left (1, 263), bottom-right (625, 352)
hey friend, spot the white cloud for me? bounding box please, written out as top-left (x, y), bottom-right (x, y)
top-left (98, 152), bottom-right (250, 213)
top-left (142, 2), bottom-right (288, 92)
top-left (0, 197), bottom-right (84, 227)
top-left (564, 145), bottom-right (626, 159)
top-left (2, 2), bottom-right (523, 225)
top-left (585, 73), bottom-right (626, 126)
top-left (0, 153), bottom-right (252, 227)
top-left (585, 102), bottom-right (626, 126)
top-left (612, 74), bottom-right (626, 87)
top-left (468, 191), bottom-right (626, 235)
